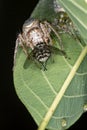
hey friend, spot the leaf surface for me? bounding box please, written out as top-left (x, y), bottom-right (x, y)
top-left (14, 33), bottom-right (87, 130)
top-left (58, 0), bottom-right (87, 44)
top-left (13, 0), bottom-right (87, 130)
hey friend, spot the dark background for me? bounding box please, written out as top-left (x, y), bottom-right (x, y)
top-left (1, 0), bottom-right (87, 130)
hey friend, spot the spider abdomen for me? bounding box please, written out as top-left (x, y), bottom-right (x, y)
top-left (32, 43), bottom-right (51, 63)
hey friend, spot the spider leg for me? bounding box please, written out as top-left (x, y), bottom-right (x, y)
top-left (13, 37), bottom-right (20, 68)
top-left (48, 45), bottom-right (67, 59)
top-left (13, 34), bottom-right (30, 69)
top-left (40, 62), bottom-right (47, 71)
top-left (44, 21), bottom-right (64, 50)
top-left (40, 22), bottom-right (53, 45)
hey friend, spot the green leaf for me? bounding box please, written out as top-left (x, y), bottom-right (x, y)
top-left (13, 34), bottom-right (87, 130)
top-left (13, 0), bottom-right (87, 130)
top-left (58, 0), bottom-right (87, 44)
top-left (31, 0), bottom-right (56, 22)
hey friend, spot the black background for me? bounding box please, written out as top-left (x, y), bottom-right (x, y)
top-left (1, 0), bottom-right (87, 130)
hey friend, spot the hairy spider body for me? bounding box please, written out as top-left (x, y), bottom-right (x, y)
top-left (14, 18), bottom-right (63, 70)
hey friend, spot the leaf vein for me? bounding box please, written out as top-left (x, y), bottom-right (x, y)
top-left (41, 70), bottom-right (57, 95)
top-left (63, 57), bottom-right (87, 76)
top-left (52, 109), bottom-right (82, 119)
top-left (29, 105), bottom-right (43, 119)
top-left (64, 93), bottom-right (87, 98)
top-left (71, 0), bottom-right (87, 14)
top-left (21, 71), bottom-right (48, 110)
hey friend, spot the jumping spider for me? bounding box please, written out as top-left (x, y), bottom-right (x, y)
top-left (14, 18), bottom-right (65, 70)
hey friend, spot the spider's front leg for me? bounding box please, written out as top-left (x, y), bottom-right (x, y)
top-left (44, 21), bottom-right (64, 51)
top-left (40, 22), bottom-right (53, 45)
top-left (13, 34), bottom-right (30, 68)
